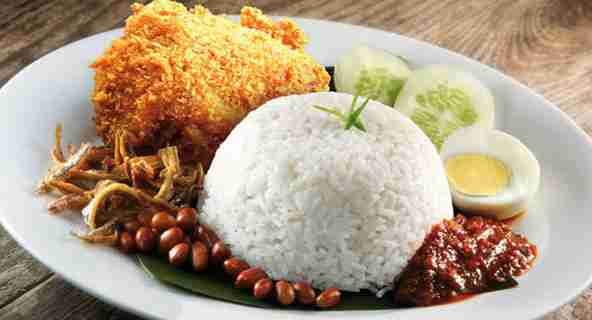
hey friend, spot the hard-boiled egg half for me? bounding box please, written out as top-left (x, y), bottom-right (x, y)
top-left (440, 126), bottom-right (540, 220)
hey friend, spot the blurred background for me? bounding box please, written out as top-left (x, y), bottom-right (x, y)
top-left (0, 0), bottom-right (591, 319)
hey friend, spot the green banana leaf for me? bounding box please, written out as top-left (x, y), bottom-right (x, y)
top-left (137, 254), bottom-right (396, 310)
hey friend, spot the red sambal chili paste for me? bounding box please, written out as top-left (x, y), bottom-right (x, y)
top-left (394, 214), bottom-right (537, 306)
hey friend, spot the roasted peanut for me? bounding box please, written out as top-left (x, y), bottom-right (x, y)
top-left (135, 227), bottom-right (156, 252)
top-left (137, 212), bottom-right (154, 227)
top-left (159, 227), bottom-right (184, 255)
top-left (169, 242), bottom-right (190, 266)
top-left (275, 281), bottom-right (296, 306)
top-left (176, 207), bottom-right (198, 232)
top-left (293, 281), bottom-right (316, 305)
top-left (191, 241), bottom-right (209, 272)
top-left (123, 220), bottom-right (141, 234)
top-left (211, 241), bottom-right (231, 265)
top-left (152, 211), bottom-right (176, 232)
top-left (195, 224), bottom-right (219, 248)
top-left (119, 231), bottom-right (136, 254)
top-left (253, 278), bottom-right (273, 299)
top-left (316, 288), bottom-right (341, 309)
top-left (223, 258), bottom-right (250, 278)
top-left (235, 267), bottom-right (268, 289)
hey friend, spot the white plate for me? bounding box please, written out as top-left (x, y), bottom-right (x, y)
top-left (0, 17), bottom-right (590, 320)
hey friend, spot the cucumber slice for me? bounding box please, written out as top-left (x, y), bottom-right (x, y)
top-left (394, 65), bottom-right (495, 150)
top-left (334, 45), bottom-right (411, 106)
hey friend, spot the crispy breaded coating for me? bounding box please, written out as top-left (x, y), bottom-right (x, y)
top-left (91, 0), bottom-right (329, 165)
top-left (239, 7), bottom-right (308, 50)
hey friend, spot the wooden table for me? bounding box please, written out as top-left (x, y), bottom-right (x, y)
top-left (1, 0), bottom-right (591, 319)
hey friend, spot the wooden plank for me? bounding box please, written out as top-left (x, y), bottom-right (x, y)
top-left (0, 275), bottom-right (141, 320)
top-left (0, 0), bottom-right (127, 86)
top-left (545, 291), bottom-right (592, 320)
top-left (0, 225), bottom-right (52, 308)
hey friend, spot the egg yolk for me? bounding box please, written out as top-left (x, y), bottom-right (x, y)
top-left (445, 154), bottom-right (511, 196)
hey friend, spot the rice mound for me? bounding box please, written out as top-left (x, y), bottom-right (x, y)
top-left (200, 92), bottom-right (452, 291)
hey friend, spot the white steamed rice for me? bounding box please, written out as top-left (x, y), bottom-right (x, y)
top-left (199, 92), bottom-right (452, 291)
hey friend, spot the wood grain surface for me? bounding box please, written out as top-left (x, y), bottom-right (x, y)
top-left (1, 0), bottom-right (591, 319)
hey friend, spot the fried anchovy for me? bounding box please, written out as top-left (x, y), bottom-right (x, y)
top-left (37, 143), bottom-right (91, 193)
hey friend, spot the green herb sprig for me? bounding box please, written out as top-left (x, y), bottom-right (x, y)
top-left (313, 95), bottom-right (371, 132)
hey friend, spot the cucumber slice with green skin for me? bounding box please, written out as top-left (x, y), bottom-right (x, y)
top-left (394, 65), bottom-right (495, 150)
top-left (334, 45), bottom-right (411, 106)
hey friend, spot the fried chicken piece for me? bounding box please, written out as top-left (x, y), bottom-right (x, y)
top-left (91, 0), bottom-right (330, 166)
